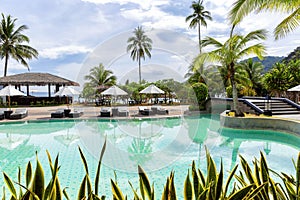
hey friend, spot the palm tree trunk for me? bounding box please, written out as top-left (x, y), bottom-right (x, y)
top-left (198, 23), bottom-right (202, 54)
top-left (4, 53), bottom-right (9, 77)
top-left (138, 56), bottom-right (141, 84)
top-left (230, 64), bottom-right (242, 116)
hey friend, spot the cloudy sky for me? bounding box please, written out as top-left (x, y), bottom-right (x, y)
top-left (1, 0), bottom-right (300, 90)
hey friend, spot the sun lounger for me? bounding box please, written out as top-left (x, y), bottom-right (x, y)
top-left (0, 108), bottom-right (6, 120)
top-left (9, 108), bottom-right (28, 119)
top-left (157, 107), bottom-right (169, 115)
top-left (118, 107), bottom-right (129, 117)
top-left (100, 107), bottom-right (111, 117)
top-left (51, 109), bottom-right (65, 118)
top-left (139, 106), bottom-right (152, 116)
top-left (69, 108), bottom-right (84, 118)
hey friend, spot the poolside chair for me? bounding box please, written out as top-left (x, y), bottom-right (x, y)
top-left (0, 108), bottom-right (6, 120)
top-left (139, 106), bottom-right (152, 116)
top-left (69, 108), bottom-right (84, 118)
top-left (100, 107), bottom-right (111, 117)
top-left (51, 109), bottom-right (65, 118)
top-left (157, 107), bottom-right (169, 115)
top-left (9, 108), bottom-right (28, 119)
top-left (118, 107), bottom-right (129, 117)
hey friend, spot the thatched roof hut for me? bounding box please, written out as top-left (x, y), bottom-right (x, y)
top-left (0, 73), bottom-right (79, 86)
top-left (0, 73), bottom-right (79, 97)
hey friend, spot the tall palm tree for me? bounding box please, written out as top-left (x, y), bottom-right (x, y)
top-left (195, 29), bottom-right (267, 114)
top-left (0, 13), bottom-right (38, 76)
top-left (229, 0), bottom-right (300, 40)
top-left (84, 63), bottom-right (116, 94)
top-left (186, 0), bottom-right (212, 53)
top-left (127, 26), bottom-right (152, 84)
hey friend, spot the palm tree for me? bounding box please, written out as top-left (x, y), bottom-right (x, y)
top-left (186, 0), bottom-right (212, 53)
top-left (84, 63), bottom-right (116, 94)
top-left (263, 62), bottom-right (293, 97)
top-left (195, 29), bottom-right (267, 114)
top-left (0, 13), bottom-right (38, 76)
top-left (127, 26), bottom-right (152, 84)
top-left (229, 0), bottom-right (300, 40)
top-left (240, 58), bottom-right (264, 95)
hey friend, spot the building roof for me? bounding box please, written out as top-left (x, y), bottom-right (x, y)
top-left (0, 73), bottom-right (80, 86)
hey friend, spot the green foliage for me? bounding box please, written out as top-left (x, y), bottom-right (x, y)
top-left (189, 83), bottom-right (208, 109)
top-left (2, 142), bottom-right (300, 200)
top-left (0, 13), bottom-right (38, 76)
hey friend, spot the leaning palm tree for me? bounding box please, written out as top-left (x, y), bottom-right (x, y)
top-left (127, 26), bottom-right (152, 84)
top-left (0, 13), bottom-right (38, 76)
top-left (229, 0), bottom-right (300, 40)
top-left (195, 29), bottom-right (267, 115)
top-left (186, 0), bottom-right (212, 53)
top-left (84, 63), bottom-right (116, 94)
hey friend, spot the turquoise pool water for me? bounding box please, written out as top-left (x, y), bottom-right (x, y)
top-left (0, 115), bottom-right (299, 199)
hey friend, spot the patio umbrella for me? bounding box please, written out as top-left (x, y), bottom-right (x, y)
top-left (288, 85), bottom-right (300, 92)
top-left (139, 84), bottom-right (165, 94)
top-left (54, 86), bottom-right (80, 107)
top-left (288, 85), bottom-right (300, 103)
top-left (101, 85), bottom-right (128, 105)
top-left (101, 85), bottom-right (128, 96)
top-left (0, 85), bottom-right (26, 109)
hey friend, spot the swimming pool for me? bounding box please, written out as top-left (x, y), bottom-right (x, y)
top-left (0, 115), bottom-right (299, 199)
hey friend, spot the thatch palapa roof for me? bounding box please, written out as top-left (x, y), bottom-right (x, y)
top-left (0, 73), bottom-right (79, 86)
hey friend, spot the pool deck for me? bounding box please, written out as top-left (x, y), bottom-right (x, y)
top-left (1, 104), bottom-right (190, 122)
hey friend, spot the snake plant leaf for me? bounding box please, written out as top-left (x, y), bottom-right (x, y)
top-left (284, 179), bottom-right (296, 199)
top-left (95, 139), bottom-right (106, 195)
top-left (215, 160), bottom-right (223, 200)
top-left (197, 188), bottom-right (208, 200)
top-left (3, 172), bottom-right (17, 199)
top-left (128, 181), bottom-right (140, 200)
top-left (169, 172), bottom-right (177, 200)
top-left (254, 161), bottom-right (261, 186)
top-left (184, 169), bottom-right (193, 200)
top-left (260, 152), bottom-right (269, 182)
top-left (227, 184), bottom-right (254, 200)
top-left (296, 152), bottom-right (300, 195)
top-left (63, 187), bottom-right (70, 200)
top-left (111, 179), bottom-right (125, 200)
top-left (197, 169), bottom-right (205, 194)
top-left (15, 182), bottom-right (40, 200)
top-left (31, 153), bottom-right (45, 200)
top-left (151, 183), bottom-right (155, 200)
top-left (247, 182), bottom-right (267, 199)
top-left (224, 164), bottom-right (238, 195)
top-left (78, 146), bottom-right (89, 175)
top-left (161, 176), bottom-right (169, 200)
top-left (269, 179), bottom-right (279, 200)
top-left (17, 166), bottom-right (24, 198)
top-left (205, 149), bottom-right (217, 187)
top-left (138, 165), bottom-right (151, 199)
top-left (78, 175), bottom-right (87, 200)
top-left (26, 161), bottom-right (32, 188)
top-left (191, 161), bottom-right (199, 198)
top-left (239, 155), bottom-right (255, 184)
top-left (86, 174), bottom-right (93, 197)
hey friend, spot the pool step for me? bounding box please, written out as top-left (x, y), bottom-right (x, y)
top-left (244, 98), bottom-right (300, 115)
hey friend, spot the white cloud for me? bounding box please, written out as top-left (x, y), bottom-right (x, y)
top-left (81, 0), bottom-right (169, 10)
top-left (40, 45), bottom-right (92, 59)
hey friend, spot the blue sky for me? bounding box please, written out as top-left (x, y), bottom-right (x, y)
top-left (1, 0), bottom-right (300, 90)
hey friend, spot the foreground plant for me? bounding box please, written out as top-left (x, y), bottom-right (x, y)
top-left (2, 141), bottom-right (300, 200)
top-left (2, 151), bottom-right (66, 200)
